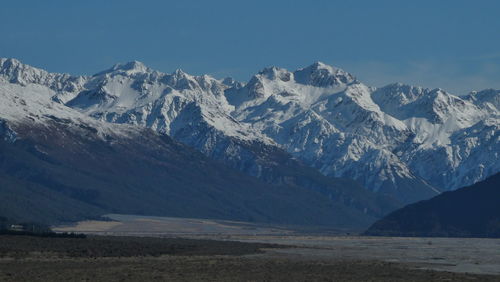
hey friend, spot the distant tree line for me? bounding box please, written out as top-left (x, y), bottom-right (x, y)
top-left (0, 215), bottom-right (85, 238)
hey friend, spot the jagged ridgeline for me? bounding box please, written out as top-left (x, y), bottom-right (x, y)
top-left (0, 58), bottom-right (498, 228)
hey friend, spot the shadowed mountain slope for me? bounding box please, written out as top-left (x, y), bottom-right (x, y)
top-left (364, 173), bottom-right (500, 238)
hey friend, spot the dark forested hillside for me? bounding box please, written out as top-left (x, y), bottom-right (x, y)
top-left (0, 119), bottom-right (396, 229)
top-left (365, 173), bottom-right (500, 238)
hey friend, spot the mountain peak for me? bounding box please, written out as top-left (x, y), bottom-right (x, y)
top-left (294, 62), bottom-right (356, 87)
top-left (0, 58), bottom-right (22, 67)
top-left (95, 60), bottom-right (151, 76)
top-left (0, 58), bottom-right (40, 74)
top-left (258, 66), bottom-right (292, 82)
top-left (309, 61), bottom-right (334, 70)
top-left (112, 60), bottom-right (149, 72)
top-left (0, 57), bottom-right (68, 87)
top-left (121, 60), bottom-right (147, 69)
top-left (173, 68), bottom-right (188, 77)
top-left (300, 61), bottom-right (346, 75)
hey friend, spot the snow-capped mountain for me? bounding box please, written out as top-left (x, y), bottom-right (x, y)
top-left (227, 63), bottom-right (497, 195)
top-left (1, 58), bottom-right (498, 204)
top-left (0, 59), bottom-right (399, 228)
top-left (0, 58), bottom-right (276, 181)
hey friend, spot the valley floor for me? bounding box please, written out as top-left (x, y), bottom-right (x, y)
top-left (3, 255), bottom-right (498, 282)
top-left (0, 235), bottom-right (499, 282)
top-left (53, 214), bottom-right (500, 276)
top-left (1, 214), bottom-right (486, 281)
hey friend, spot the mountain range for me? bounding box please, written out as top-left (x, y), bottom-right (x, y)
top-left (0, 58), bottom-right (498, 227)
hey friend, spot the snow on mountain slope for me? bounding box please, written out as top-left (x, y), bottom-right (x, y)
top-left (0, 61), bottom-right (400, 224)
top-left (404, 117), bottom-right (499, 190)
top-left (0, 58), bottom-right (87, 103)
top-left (225, 64), bottom-right (438, 201)
top-left (0, 82), bottom-right (138, 141)
top-left (225, 62), bottom-right (498, 195)
top-left (0, 58), bottom-right (266, 145)
top-left (0, 84), bottom-right (391, 229)
top-left (0, 58), bottom-right (498, 204)
top-left (466, 89), bottom-right (500, 114)
top-left (372, 84), bottom-right (498, 190)
top-left (64, 61), bottom-right (271, 147)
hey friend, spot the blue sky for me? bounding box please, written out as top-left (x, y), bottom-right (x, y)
top-left (1, 0), bottom-right (499, 94)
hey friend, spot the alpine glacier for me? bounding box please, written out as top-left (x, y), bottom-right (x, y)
top-left (1, 58), bottom-right (498, 204)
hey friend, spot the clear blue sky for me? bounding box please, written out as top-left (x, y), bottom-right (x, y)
top-left (1, 0), bottom-right (499, 94)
